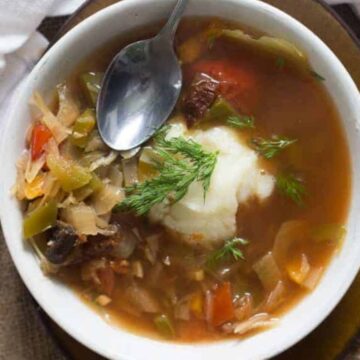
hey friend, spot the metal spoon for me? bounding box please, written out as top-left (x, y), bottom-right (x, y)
top-left (97, 0), bottom-right (189, 151)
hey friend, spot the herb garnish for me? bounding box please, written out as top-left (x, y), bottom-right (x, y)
top-left (115, 126), bottom-right (218, 215)
top-left (207, 237), bottom-right (248, 266)
top-left (310, 70), bottom-right (325, 81)
top-left (251, 136), bottom-right (297, 159)
top-left (227, 115), bottom-right (255, 129)
top-left (276, 173), bottom-right (306, 205)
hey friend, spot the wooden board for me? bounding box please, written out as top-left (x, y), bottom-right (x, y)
top-left (42, 1), bottom-right (360, 359)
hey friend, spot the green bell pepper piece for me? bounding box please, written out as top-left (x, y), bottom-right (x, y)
top-left (71, 108), bottom-right (96, 148)
top-left (23, 200), bottom-right (58, 239)
top-left (47, 154), bottom-right (92, 192)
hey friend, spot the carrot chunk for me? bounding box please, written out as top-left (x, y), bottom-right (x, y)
top-left (31, 123), bottom-right (52, 160)
top-left (211, 281), bottom-right (235, 326)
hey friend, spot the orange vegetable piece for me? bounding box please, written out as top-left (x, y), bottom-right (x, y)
top-left (211, 281), bottom-right (235, 326)
top-left (190, 59), bottom-right (259, 110)
top-left (31, 123), bottom-right (52, 160)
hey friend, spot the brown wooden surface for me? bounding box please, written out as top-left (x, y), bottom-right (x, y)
top-left (42, 1), bottom-right (360, 359)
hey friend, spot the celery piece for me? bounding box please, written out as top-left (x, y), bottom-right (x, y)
top-left (47, 154), bottom-right (92, 192)
top-left (154, 314), bottom-right (175, 338)
top-left (205, 98), bottom-right (238, 122)
top-left (23, 200), bottom-right (57, 239)
top-left (71, 109), bottom-right (96, 148)
top-left (80, 72), bottom-right (103, 106)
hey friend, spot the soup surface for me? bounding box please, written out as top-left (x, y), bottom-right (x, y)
top-left (15, 18), bottom-right (351, 342)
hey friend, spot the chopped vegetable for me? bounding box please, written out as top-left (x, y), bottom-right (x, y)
top-left (253, 251), bottom-right (282, 291)
top-left (210, 282), bottom-right (235, 326)
top-left (24, 173), bottom-right (46, 200)
top-left (273, 220), bottom-right (308, 268)
top-left (89, 151), bottom-right (118, 172)
top-left (116, 126), bottom-right (218, 215)
top-left (227, 115), bottom-right (255, 129)
top-left (92, 184), bottom-right (124, 215)
top-left (286, 253), bottom-right (310, 285)
top-left (207, 237), bottom-right (248, 266)
top-left (251, 136), bottom-right (297, 159)
top-left (125, 282), bottom-right (160, 313)
top-left (190, 59), bottom-right (258, 104)
top-left (95, 294), bottom-right (112, 306)
top-left (221, 29), bottom-right (308, 72)
top-left (154, 314), bottom-right (175, 338)
top-left (190, 292), bottom-right (204, 318)
top-left (62, 204), bottom-right (99, 235)
top-left (232, 312), bottom-right (277, 335)
top-left (312, 223), bottom-right (346, 244)
top-left (56, 83), bottom-right (80, 127)
top-left (71, 109), bottom-right (96, 148)
top-left (131, 260), bottom-right (144, 278)
top-left (276, 173), bottom-right (306, 205)
top-left (263, 280), bottom-right (286, 312)
top-left (47, 154), bottom-right (92, 192)
top-left (23, 200), bottom-right (57, 239)
top-left (31, 92), bottom-right (69, 144)
top-left (204, 98), bottom-right (238, 122)
top-left (302, 266), bottom-right (324, 290)
top-left (234, 293), bottom-right (253, 321)
top-left (25, 154), bottom-right (46, 184)
top-left (122, 157), bottom-right (139, 186)
top-left (30, 123), bottom-right (52, 160)
top-left (80, 72), bottom-right (103, 106)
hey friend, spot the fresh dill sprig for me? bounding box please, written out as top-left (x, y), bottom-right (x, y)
top-left (115, 126), bottom-right (218, 215)
top-left (207, 237), bottom-right (249, 267)
top-left (276, 173), bottom-right (306, 206)
top-left (227, 115), bottom-right (255, 130)
top-left (251, 136), bottom-right (297, 159)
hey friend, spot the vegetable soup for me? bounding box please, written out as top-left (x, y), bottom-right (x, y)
top-left (14, 18), bottom-right (351, 342)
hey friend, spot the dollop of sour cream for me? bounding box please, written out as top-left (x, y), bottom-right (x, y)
top-left (149, 121), bottom-right (275, 246)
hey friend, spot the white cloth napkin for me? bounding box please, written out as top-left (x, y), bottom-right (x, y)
top-left (0, 0), bottom-right (358, 136)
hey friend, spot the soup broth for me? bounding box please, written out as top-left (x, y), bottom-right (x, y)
top-left (17, 18), bottom-right (351, 342)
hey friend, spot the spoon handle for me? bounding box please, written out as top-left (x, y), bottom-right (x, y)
top-left (160, 0), bottom-right (189, 40)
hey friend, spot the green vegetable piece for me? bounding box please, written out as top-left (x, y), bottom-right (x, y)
top-left (74, 174), bottom-right (103, 200)
top-left (227, 115), bottom-right (255, 129)
top-left (47, 154), bottom-right (92, 192)
top-left (251, 136), bottom-right (297, 159)
top-left (276, 173), bottom-right (306, 206)
top-left (23, 200), bottom-right (58, 239)
top-left (205, 98), bottom-right (238, 122)
top-left (154, 314), bottom-right (175, 338)
top-left (71, 109), bottom-right (96, 148)
top-left (221, 29), bottom-right (309, 73)
top-left (116, 125), bottom-right (218, 215)
top-left (312, 224), bottom-right (346, 243)
top-left (207, 237), bottom-right (248, 267)
top-left (80, 72), bottom-right (103, 106)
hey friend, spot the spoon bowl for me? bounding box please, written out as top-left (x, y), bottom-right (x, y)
top-left (97, 0), bottom-right (188, 151)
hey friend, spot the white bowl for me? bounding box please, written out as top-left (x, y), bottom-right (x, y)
top-left (1, 0), bottom-right (360, 359)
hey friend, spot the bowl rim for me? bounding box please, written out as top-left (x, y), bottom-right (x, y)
top-left (1, 0), bottom-right (360, 359)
